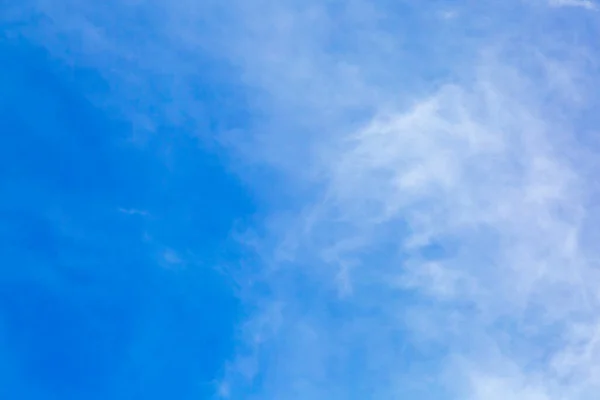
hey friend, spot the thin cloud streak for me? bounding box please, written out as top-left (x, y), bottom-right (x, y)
top-left (549, 0), bottom-right (597, 10)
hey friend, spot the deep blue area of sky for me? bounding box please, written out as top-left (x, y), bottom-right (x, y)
top-left (0, 32), bottom-right (255, 399)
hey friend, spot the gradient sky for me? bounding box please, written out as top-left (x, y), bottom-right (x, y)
top-left (2, 1), bottom-right (600, 399)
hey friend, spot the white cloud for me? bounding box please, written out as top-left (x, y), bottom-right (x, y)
top-left (549, 0), bottom-right (597, 10)
top-left (118, 208), bottom-right (149, 217)
top-left (218, 7), bottom-right (600, 400)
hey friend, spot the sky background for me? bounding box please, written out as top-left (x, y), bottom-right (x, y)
top-left (2, 1), bottom-right (600, 399)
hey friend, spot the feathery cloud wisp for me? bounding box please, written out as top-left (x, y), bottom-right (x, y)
top-left (549, 0), bottom-right (597, 10)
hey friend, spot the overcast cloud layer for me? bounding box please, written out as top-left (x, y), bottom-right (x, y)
top-left (4, 1), bottom-right (600, 399)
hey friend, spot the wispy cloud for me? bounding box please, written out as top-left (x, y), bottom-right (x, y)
top-left (549, 0), bottom-right (598, 10)
top-left (215, 3), bottom-right (600, 400)
top-left (118, 208), bottom-right (149, 217)
top-left (224, 64), bottom-right (600, 398)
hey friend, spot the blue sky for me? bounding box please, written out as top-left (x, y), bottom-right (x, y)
top-left (2, 1), bottom-right (600, 399)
